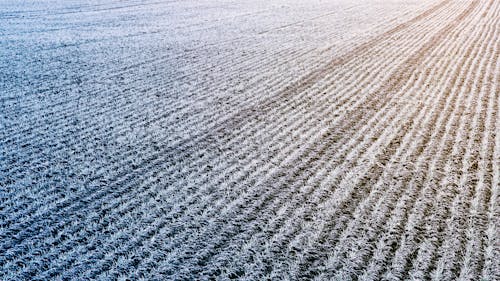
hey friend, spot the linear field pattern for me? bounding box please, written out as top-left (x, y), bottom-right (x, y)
top-left (0, 0), bottom-right (499, 280)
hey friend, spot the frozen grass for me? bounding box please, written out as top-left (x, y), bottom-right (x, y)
top-left (0, 0), bottom-right (498, 280)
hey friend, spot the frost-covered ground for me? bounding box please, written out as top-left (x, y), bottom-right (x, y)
top-left (1, 0), bottom-right (499, 280)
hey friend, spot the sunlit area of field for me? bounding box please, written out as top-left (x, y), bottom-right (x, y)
top-left (1, 0), bottom-right (499, 280)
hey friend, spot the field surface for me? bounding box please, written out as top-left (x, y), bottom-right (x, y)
top-left (1, 0), bottom-right (499, 280)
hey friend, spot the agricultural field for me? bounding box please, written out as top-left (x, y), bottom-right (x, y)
top-left (0, 0), bottom-right (499, 280)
